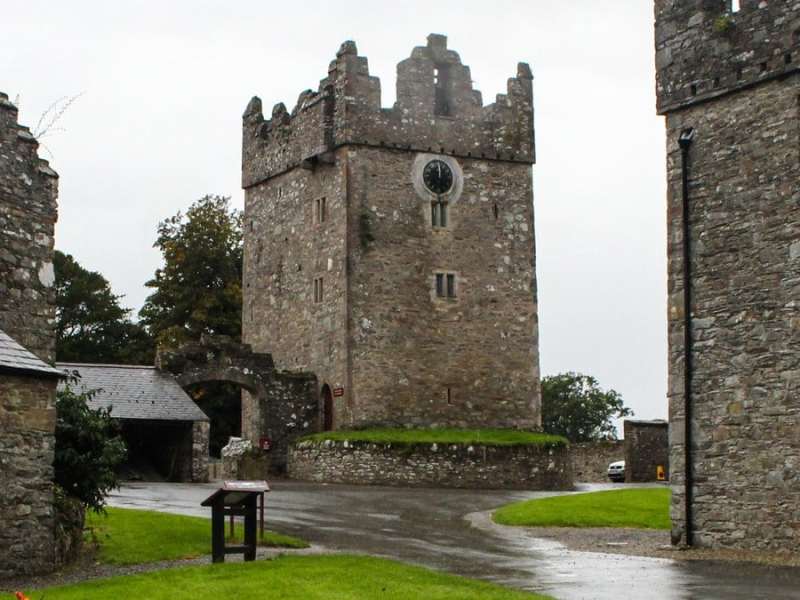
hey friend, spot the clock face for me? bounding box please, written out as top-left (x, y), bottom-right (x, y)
top-left (423, 160), bottom-right (454, 195)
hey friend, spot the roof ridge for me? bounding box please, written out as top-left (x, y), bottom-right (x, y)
top-left (57, 362), bottom-right (156, 370)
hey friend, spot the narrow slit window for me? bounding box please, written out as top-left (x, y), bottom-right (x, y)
top-left (434, 64), bottom-right (451, 116)
top-left (314, 277), bottom-right (324, 303)
top-left (446, 274), bottom-right (456, 298)
top-left (431, 200), bottom-right (448, 227)
top-left (435, 273), bottom-right (445, 298)
top-left (315, 197), bottom-right (327, 224)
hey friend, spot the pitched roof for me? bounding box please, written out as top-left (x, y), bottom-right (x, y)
top-left (0, 329), bottom-right (62, 377)
top-left (56, 363), bottom-right (209, 422)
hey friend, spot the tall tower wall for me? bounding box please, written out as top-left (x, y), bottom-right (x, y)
top-left (0, 91), bottom-right (59, 577)
top-left (0, 93), bottom-right (59, 362)
top-left (656, 0), bottom-right (800, 551)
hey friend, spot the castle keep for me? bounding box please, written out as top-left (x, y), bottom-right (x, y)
top-left (242, 35), bottom-right (540, 431)
top-left (655, 0), bottom-right (800, 551)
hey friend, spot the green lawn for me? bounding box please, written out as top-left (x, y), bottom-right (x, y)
top-left (298, 427), bottom-right (567, 448)
top-left (493, 488), bottom-right (671, 530)
top-left (30, 555), bottom-right (550, 600)
top-left (86, 507), bottom-right (307, 565)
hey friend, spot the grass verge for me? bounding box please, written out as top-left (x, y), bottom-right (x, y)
top-left (493, 488), bottom-right (670, 530)
top-left (28, 555), bottom-right (551, 600)
top-left (298, 427), bottom-right (567, 448)
top-left (86, 507), bottom-right (308, 565)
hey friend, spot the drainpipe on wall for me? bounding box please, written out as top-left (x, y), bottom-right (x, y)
top-left (678, 127), bottom-right (695, 547)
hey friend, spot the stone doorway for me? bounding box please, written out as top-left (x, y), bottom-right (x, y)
top-left (321, 384), bottom-right (334, 431)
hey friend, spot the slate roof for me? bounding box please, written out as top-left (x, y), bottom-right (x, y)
top-left (0, 328), bottom-right (62, 377)
top-left (56, 363), bottom-right (209, 422)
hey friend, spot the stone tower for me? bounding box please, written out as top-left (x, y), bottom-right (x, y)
top-left (655, 1), bottom-right (800, 551)
top-left (242, 35), bottom-right (540, 431)
top-left (0, 92), bottom-right (60, 577)
top-left (0, 93), bottom-right (59, 362)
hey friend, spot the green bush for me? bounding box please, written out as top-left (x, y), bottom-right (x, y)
top-left (54, 381), bottom-right (127, 512)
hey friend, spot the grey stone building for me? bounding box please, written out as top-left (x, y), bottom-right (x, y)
top-left (0, 330), bottom-right (62, 579)
top-left (57, 363), bottom-right (210, 482)
top-left (242, 34), bottom-right (540, 432)
top-left (655, 0), bottom-right (800, 551)
top-left (0, 91), bottom-right (60, 577)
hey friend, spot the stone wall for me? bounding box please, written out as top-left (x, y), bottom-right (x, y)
top-left (655, 1), bottom-right (800, 551)
top-left (0, 90), bottom-right (59, 579)
top-left (0, 373), bottom-right (57, 578)
top-left (624, 420), bottom-right (669, 483)
top-left (243, 35), bottom-right (540, 431)
top-left (655, 0), bottom-right (800, 115)
top-left (570, 441), bottom-right (624, 483)
top-left (288, 440), bottom-right (572, 490)
top-left (347, 147), bottom-right (538, 428)
top-left (192, 420), bottom-right (210, 483)
top-left (0, 92), bottom-right (59, 363)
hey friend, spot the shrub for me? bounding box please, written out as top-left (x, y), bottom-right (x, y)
top-left (54, 381), bottom-right (127, 512)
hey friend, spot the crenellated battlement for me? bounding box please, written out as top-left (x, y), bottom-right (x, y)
top-left (242, 34), bottom-right (535, 188)
top-left (655, 0), bottom-right (800, 114)
top-left (0, 92), bottom-right (60, 181)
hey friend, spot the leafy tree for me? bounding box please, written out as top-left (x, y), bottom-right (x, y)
top-left (139, 195), bottom-right (244, 455)
top-left (54, 382), bottom-right (127, 512)
top-left (139, 195), bottom-right (243, 348)
top-left (541, 373), bottom-right (633, 442)
top-left (54, 251), bottom-right (154, 364)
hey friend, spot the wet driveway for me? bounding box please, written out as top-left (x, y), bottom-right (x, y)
top-left (109, 481), bottom-right (800, 600)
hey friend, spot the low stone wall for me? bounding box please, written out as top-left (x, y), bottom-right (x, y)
top-left (288, 440), bottom-right (573, 490)
top-left (570, 441), bottom-right (624, 483)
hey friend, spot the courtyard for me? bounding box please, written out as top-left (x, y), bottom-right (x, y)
top-left (7, 481), bottom-right (799, 600)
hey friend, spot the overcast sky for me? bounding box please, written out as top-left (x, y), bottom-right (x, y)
top-left (3, 1), bottom-right (667, 424)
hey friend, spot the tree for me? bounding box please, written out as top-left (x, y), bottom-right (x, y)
top-left (139, 195), bottom-right (243, 348)
top-left (54, 251), bottom-right (154, 364)
top-left (139, 195), bottom-right (244, 455)
top-left (54, 382), bottom-right (127, 512)
top-left (541, 372), bottom-right (633, 442)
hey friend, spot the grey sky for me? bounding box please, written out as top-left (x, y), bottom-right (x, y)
top-left (3, 1), bottom-right (667, 423)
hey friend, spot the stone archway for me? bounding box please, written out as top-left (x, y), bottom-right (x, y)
top-left (157, 335), bottom-right (318, 473)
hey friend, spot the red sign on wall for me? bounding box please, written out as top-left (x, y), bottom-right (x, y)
top-left (333, 387), bottom-right (345, 397)
top-left (259, 437), bottom-right (272, 451)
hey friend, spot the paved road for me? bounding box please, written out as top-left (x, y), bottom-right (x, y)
top-left (110, 481), bottom-right (800, 600)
